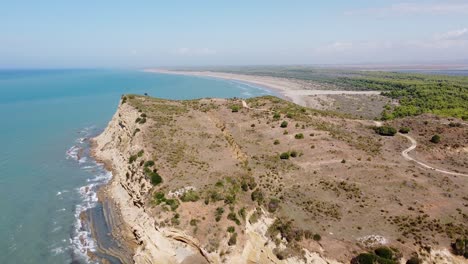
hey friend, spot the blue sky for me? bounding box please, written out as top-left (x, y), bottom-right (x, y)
top-left (1, 0), bottom-right (468, 68)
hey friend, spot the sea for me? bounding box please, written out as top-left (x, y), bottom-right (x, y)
top-left (0, 69), bottom-right (272, 264)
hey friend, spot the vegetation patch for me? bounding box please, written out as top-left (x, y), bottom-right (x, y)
top-left (374, 126), bottom-right (397, 136)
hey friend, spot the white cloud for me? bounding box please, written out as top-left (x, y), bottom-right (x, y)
top-left (346, 2), bottom-right (468, 16)
top-left (435, 28), bottom-right (468, 40)
top-left (174, 47), bottom-right (217, 56)
top-left (312, 28), bottom-right (468, 62)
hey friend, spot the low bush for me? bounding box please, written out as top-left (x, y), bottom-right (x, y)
top-left (227, 226), bottom-right (235, 233)
top-left (149, 171), bottom-right (163, 185)
top-left (280, 121), bottom-right (288, 128)
top-left (313, 234), bottom-right (321, 241)
top-left (238, 207), bottom-right (246, 220)
top-left (406, 256), bottom-right (421, 264)
top-left (228, 232), bottom-right (237, 246)
top-left (273, 112), bottom-right (281, 119)
top-left (290, 151), bottom-right (298, 158)
top-left (451, 237), bottom-right (467, 258)
top-left (215, 207), bottom-right (224, 222)
top-left (144, 160), bottom-right (155, 167)
top-left (280, 152), bottom-right (290, 160)
top-left (227, 212), bottom-right (241, 225)
top-left (374, 126), bottom-right (397, 136)
top-left (268, 198), bottom-right (280, 213)
top-left (375, 247), bottom-right (393, 259)
top-left (129, 155), bottom-right (137, 164)
top-left (165, 199), bottom-right (179, 211)
top-left (399, 127), bottom-right (410, 134)
top-left (251, 188), bottom-right (264, 204)
top-left (137, 150), bottom-right (144, 157)
top-left (273, 139), bottom-right (280, 145)
top-left (294, 133), bottom-right (304, 139)
top-left (430, 134), bottom-right (441, 143)
top-left (231, 105), bottom-right (240, 112)
top-left (180, 190), bottom-right (200, 202)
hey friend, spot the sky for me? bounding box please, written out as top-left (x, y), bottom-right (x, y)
top-left (1, 0), bottom-right (468, 68)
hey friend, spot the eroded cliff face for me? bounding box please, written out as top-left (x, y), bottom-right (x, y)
top-left (92, 101), bottom-right (341, 264)
top-left (93, 102), bottom-right (207, 264)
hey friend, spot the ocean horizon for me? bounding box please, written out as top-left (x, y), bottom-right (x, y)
top-left (0, 69), bottom-right (272, 264)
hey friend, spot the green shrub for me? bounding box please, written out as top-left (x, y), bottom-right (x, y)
top-left (374, 247), bottom-right (393, 259)
top-left (231, 105), bottom-right (240, 112)
top-left (135, 117), bottom-right (141, 123)
top-left (180, 190), bottom-right (200, 202)
top-left (251, 189), bottom-right (264, 203)
top-left (227, 226), bottom-right (235, 233)
top-left (129, 155), bottom-right (137, 164)
top-left (280, 121), bottom-right (288, 128)
top-left (451, 237), bottom-right (467, 257)
top-left (290, 151), bottom-right (298, 158)
top-left (375, 126), bottom-right (397, 136)
top-left (268, 198), bottom-right (280, 213)
top-left (273, 112), bottom-right (281, 119)
top-left (430, 134), bottom-right (441, 143)
top-left (227, 212), bottom-right (241, 225)
top-left (399, 127), bottom-right (410, 134)
top-left (165, 199), bottom-right (179, 211)
top-left (228, 232), bottom-right (237, 246)
top-left (224, 194), bottom-right (236, 204)
top-left (294, 133), bottom-right (304, 139)
top-left (280, 152), bottom-right (290, 160)
top-left (406, 256), bottom-right (421, 264)
top-left (137, 150), bottom-right (144, 157)
top-left (351, 253), bottom-right (376, 264)
top-left (215, 207), bottom-right (224, 222)
top-left (139, 118), bottom-right (147, 124)
top-left (313, 234), bottom-right (321, 241)
top-left (190, 219), bottom-right (199, 226)
top-left (132, 128), bottom-right (140, 136)
top-left (140, 113), bottom-right (147, 118)
top-left (149, 171), bottom-right (163, 185)
top-left (273, 139), bottom-right (280, 145)
top-left (153, 192), bottom-right (166, 205)
top-left (238, 207), bottom-right (246, 220)
top-left (144, 160), bottom-right (155, 167)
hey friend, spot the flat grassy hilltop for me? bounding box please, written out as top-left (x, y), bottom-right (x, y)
top-left (121, 94), bottom-right (467, 262)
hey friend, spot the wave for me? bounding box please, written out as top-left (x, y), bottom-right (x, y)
top-left (66, 126), bottom-right (112, 264)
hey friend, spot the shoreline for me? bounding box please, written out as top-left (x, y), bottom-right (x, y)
top-left (144, 69), bottom-right (382, 110)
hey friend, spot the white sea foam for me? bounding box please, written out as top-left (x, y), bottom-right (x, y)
top-left (67, 126), bottom-right (113, 263)
top-left (66, 145), bottom-right (80, 161)
top-left (50, 246), bottom-right (65, 256)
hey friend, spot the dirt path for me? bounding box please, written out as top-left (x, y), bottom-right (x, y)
top-left (399, 133), bottom-right (468, 178)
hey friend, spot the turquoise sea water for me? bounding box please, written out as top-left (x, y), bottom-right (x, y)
top-left (0, 69), bottom-right (272, 264)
